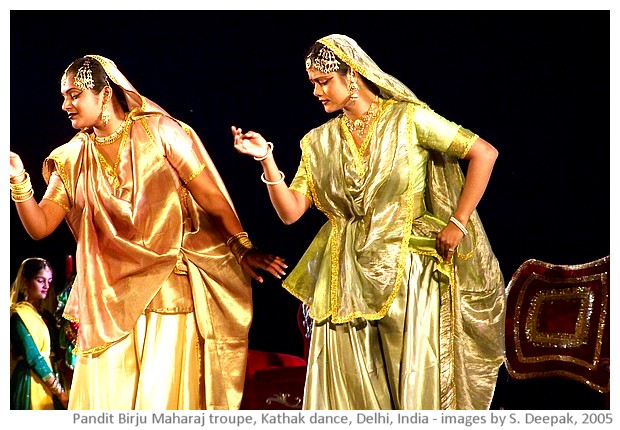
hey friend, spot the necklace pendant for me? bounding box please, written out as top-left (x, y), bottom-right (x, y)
top-left (353, 119), bottom-right (365, 132)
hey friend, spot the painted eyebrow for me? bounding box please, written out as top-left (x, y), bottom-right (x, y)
top-left (309, 76), bottom-right (332, 83)
top-left (61, 88), bottom-right (82, 96)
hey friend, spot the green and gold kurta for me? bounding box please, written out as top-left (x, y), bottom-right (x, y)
top-left (283, 34), bottom-right (505, 410)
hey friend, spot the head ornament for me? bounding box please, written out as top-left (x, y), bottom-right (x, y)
top-left (306, 46), bottom-right (341, 74)
top-left (314, 34), bottom-right (421, 103)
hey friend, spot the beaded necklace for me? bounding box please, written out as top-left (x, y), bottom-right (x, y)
top-left (93, 113), bottom-right (132, 146)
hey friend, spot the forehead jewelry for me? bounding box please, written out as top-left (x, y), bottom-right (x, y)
top-left (73, 60), bottom-right (96, 91)
top-left (306, 47), bottom-right (340, 74)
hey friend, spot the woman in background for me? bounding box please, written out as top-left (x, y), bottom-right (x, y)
top-left (10, 257), bottom-right (68, 409)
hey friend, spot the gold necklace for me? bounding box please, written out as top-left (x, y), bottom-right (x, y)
top-left (93, 114), bottom-right (132, 145)
top-left (343, 95), bottom-right (380, 136)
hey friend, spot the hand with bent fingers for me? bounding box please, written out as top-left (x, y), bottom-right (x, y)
top-left (231, 126), bottom-right (271, 159)
top-left (241, 248), bottom-right (287, 284)
top-left (435, 223), bottom-right (464, 262)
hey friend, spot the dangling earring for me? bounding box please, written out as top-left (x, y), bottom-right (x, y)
top-left (348, 68), bottom-right (359, 101)
top-left (101, 99), bottom-right (110, 126)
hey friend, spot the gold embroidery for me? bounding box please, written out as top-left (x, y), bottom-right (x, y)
top-left (95, 119), bottom-right (131, 190)
top-left (525, 285), bottom-right (593, 348)
top-left (183, 163), bottom-right (206, 184)
top-left (144, 306), bottom-right (194, 314)
top-left (447, 127), bottom-right (477, 159)
top-left (514, 272), bottom-right (608, 370)
top-left (41, 197), bottom-right (70, 213)
top-left (340, 98), bottom-right (393, 177)
top-left (46, 148), bottom-right (73, 204)
top-left (140, 117), bottom-right (157, 146)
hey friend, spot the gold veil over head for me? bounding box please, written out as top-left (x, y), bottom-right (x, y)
top-left (315, 34), bottom-right (421, 103)
top-left (48, 54), bottom-right (250, 365)
top-left (74, 54), bottom-right (170, 117)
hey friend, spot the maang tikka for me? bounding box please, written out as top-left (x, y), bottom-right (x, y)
top-left (72, 60), bottom-right (95, 91)
top-left (306, 47), bottom-right (340, 74)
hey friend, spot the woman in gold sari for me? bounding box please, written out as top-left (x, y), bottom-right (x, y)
top-left (9, 55), bottom-right (287, 409)
top-left (232, 34), bottom-right (505, 410)
top-left (10, 258), bottom-right (69, 409)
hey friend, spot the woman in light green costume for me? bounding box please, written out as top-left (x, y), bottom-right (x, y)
top-left (232, 34), bottom-right (505, 410)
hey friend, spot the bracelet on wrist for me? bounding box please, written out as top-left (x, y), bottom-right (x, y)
top-left (10, 172), bottom-right (34, 202)
top-left (253, 142), bottom-right (274, 161)
top-left (44, 375), bottom-right (64, 397)
top-left (449, 216), bottom-right (469, 236)
top-left (9, 171), bottom-right (31, 190)
top-left (226, 231), bottom-right (255, 264)
top-left (11, 188), bottom-right (34, 202)
top-left (261, 171), bottom-right (285, 186)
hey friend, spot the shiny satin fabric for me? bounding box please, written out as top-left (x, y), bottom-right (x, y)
top-left (285, 35), bottom-right (505, 410)
top-left (69, 310), bottom-right (202, 409)
top-left (10, 302), bottom-right (55, 410)
top-left (285, 101), bottom-right (469, 324)
top-left (41, 56), bottom-right (252, 409)
top-left (425, 149), bottom-right (506, 410)
top-left (304, 253), bottom-right (442, 409)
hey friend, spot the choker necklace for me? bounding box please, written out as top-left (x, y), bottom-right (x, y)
top-left (343, 95), bottom-right (381, 136)
top-left (94, 114), bottom-right (132, 146)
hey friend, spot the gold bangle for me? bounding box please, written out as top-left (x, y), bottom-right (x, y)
top-left (11, 188), bottom-right (34, 202)
top-left (226, 231), bottom-right (249, 247)
top-left (226, 231), bottom-right (255, 264)
top-left (9, 172), bottom-right (31, 191)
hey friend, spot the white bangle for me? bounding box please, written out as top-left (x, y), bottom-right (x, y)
top-left (253, 142), bottom-right (274, 161)
top-left (449, 216), bottom-right (469, 236)
top-left (261, 171), bottom-right (285, 186)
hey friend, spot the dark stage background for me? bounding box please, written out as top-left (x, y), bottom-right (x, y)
top-left (9, 10), bottom-right (610, 358)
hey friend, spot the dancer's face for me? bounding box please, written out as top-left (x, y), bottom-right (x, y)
top-left (61, 73), bottom-right (107, 130)
top-left (307, 68), bottom-right (352, 114)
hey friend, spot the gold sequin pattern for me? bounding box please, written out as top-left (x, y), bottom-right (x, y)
top-left (447, 127), bottom-right (477, 159)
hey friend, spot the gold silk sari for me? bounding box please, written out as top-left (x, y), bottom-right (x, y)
top-left (41, 56), bottom-right (252, 409)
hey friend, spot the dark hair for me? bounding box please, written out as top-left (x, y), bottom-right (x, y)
top-left (305, 43), bottom-right (380, 95)
top-left (65, 57), bottom-right (129, 112)
top-left (21, 258), bottom-right (52, 282)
